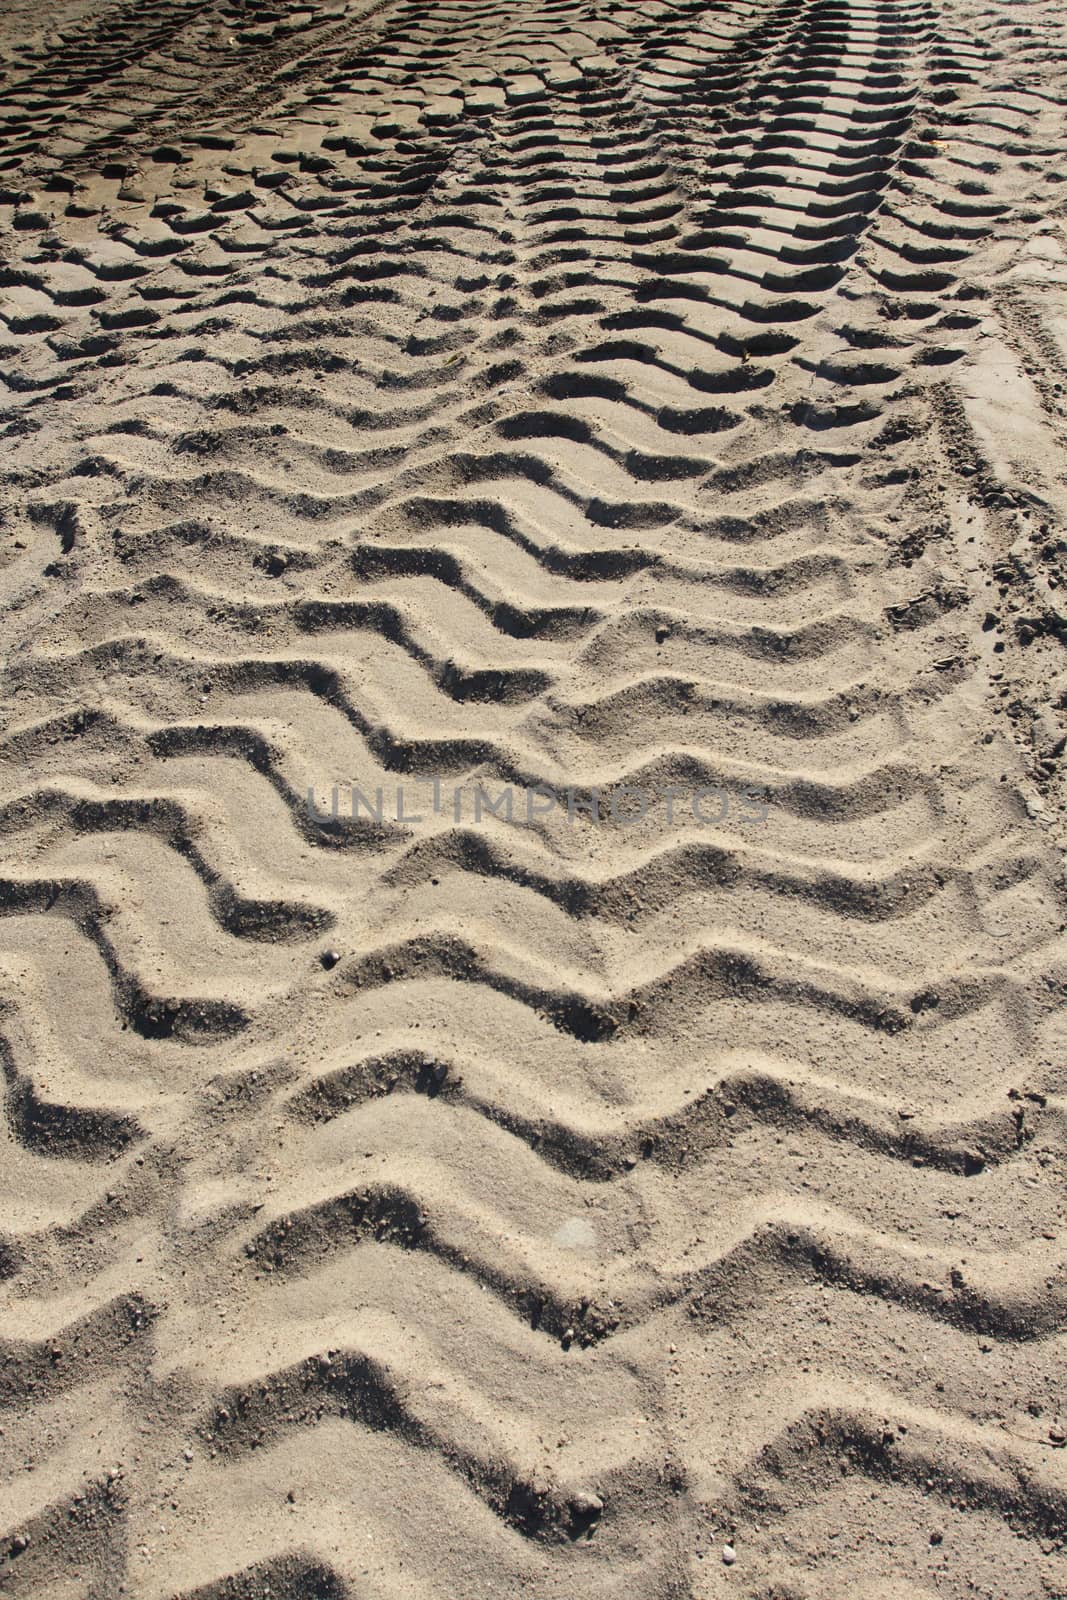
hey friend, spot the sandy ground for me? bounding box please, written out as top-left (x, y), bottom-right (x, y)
top-left (0, 1), bottom-right (1065, 1596)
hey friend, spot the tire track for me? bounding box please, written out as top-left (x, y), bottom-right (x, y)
top-left (1, 1), bottom-right (1065, 1597)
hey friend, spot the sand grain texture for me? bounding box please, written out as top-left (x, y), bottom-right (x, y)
top-left (0, 0), bottom-right (1065, 1596)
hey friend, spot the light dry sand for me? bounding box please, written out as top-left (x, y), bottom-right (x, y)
top-left (0, 1), bottom-right (1065, 1596)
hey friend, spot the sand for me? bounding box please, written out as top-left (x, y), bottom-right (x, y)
top-left (0, 0), bottom-right (1065, 1595)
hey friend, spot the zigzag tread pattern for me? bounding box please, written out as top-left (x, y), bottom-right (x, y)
top-left (0, 0), bottom-right (1065, 1597)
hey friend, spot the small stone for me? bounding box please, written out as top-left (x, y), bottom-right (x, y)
top-left (183, 1448), bottom-right (194, 1462)
top-left (1049, 1425), bottom-right (1066, 1446)
top-left (320, 949), bottom-right (341, 970)
top-left (930, 1529), bottom-right (944, 1545)
top-left (722, 1543), bottom-right (736, 1565)
top-left (570, 1490), bottom-right (603, 1520)
top-left (9, 1534), bottom-right (29, 1555)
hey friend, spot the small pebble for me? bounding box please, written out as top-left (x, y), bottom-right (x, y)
top-left (570, 1491), bottom-right (603, 1520)
top-left (320, 949), bottom-right (341, 970)
top-left (722, 1544), bottom-right (736, 1565)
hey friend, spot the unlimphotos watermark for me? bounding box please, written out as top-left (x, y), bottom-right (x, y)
top-left (307, 779), bottom-right (769, 827)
